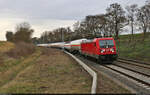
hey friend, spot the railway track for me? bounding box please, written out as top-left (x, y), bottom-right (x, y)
top-left (112, 58), bottom-right (150, 90)
top-left (103, 64), bottom-right (150, 89)
top-left (112, 63), bottom-right (150, 77)
top-left (103, 60), bottom-right (150, 90)
top-left (117, 59), bottom-right (150, 70)
top-left (74, 54), bottom-right (150, 93)
top-left (118, 58), bottom-right (150, 66)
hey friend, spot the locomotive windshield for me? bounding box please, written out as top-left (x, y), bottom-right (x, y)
top-left (99, 40), bottom-right (114, 48)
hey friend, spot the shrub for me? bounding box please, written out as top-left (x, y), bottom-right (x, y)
top-left (6, 42), bottom-right (36, 58)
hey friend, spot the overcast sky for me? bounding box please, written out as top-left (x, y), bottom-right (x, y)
top-left (0, 0), bottom-right (146, 40)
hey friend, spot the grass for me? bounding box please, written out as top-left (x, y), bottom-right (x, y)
top-left (0, 42), bottom-right (92, 93)
top-left (0, 42), bottom-right (37, 73)
top-left (0, 42), bottom-right (41, 92)
top-left (0, 48), bottom-right (41, 88)
top-left (0, 48), bottom-right (91, 93)
top-left (116, 32), bottom-right (150, 62)
top-left (0, 41), bottom-right (15, 53)
top-left (6, 42), bottom-right (36, 58)
top-left (0, 41), bottom-right (15, 66)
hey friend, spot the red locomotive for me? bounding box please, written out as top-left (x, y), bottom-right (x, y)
top-left (50, 38), bottom-right (118, 63)
top-left (80, 38), bottom-right (117, 63)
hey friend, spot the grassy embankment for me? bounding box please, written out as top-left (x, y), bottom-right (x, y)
top-left (0, 41), bottom-right (91, 93)
top-left (116, 33), bottom-right (150, 62)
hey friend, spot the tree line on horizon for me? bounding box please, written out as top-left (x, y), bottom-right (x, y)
top-left (6, 0), bottom-right (150, 44)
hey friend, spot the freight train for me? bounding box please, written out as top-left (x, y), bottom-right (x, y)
top-left (45, 37), bottom-right (118, 63)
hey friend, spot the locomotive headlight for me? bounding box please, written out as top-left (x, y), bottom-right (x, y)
top-left (101, 49), bottom-right (105, 53)
top-left (110, 48), bottom-right (114, 52)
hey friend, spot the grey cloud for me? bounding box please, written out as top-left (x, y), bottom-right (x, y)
top-left (0, 0), bottom-right (146, 40)
top-left (0, 0), bottom-right (146, 20)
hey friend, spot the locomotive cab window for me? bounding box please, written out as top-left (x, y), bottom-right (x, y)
top-left (99, 40), bottom-right (114, 48)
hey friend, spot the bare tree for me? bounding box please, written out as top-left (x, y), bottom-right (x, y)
top-left (85, 15), bottom-right (98, 37)
top-left (73, 21), bottom-right (87, 39)
top-left (106, 3), bottom-right (126, 39)
top-left (97, 14), bottom-right (114, 37)
top-left (65, 27), bottom-right (72, 41)
top-left (137, 3), bottom-right (150, 40)
top-left (126, 4), bottom-right (138, 41)
top-left (40, 27), bottom-right (73, 43)
top-left (41, 31), bottom-right (50, 43)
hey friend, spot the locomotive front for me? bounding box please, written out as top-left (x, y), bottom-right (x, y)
top-left (97, 38), bottom-right (118, 62)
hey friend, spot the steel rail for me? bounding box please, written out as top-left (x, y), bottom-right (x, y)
top-left (103, 65), bottom-right (150, 87)
top-left (117, 59), bottom-right (150, 70)
top-left (118, 58), bottom-right (150, 66)
top-left (113, 63), bottom-right (150, 77)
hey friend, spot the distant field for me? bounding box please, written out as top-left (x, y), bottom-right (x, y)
top-left (0, 42), bottom-right (91, 93)
top-left (116, 32), bottom-right (150, 62)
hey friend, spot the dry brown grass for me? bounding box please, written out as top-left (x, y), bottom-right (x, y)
top-left (0, 48), bottom-right (92, 93)
top-left (6, 42), bottom-right (36, 58)
top-left (0, 41), bottom-right (14, 65)
top-left (0, 54), bottom-right (3, 64)
top-left (0, 49), bottom-right (41, 89)
top-left (0, 41), bottom-right (41, 92)
top-left (0, 41), bottom-right (14, 53)
top-left (41, 47), bottom-right (60, 56)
